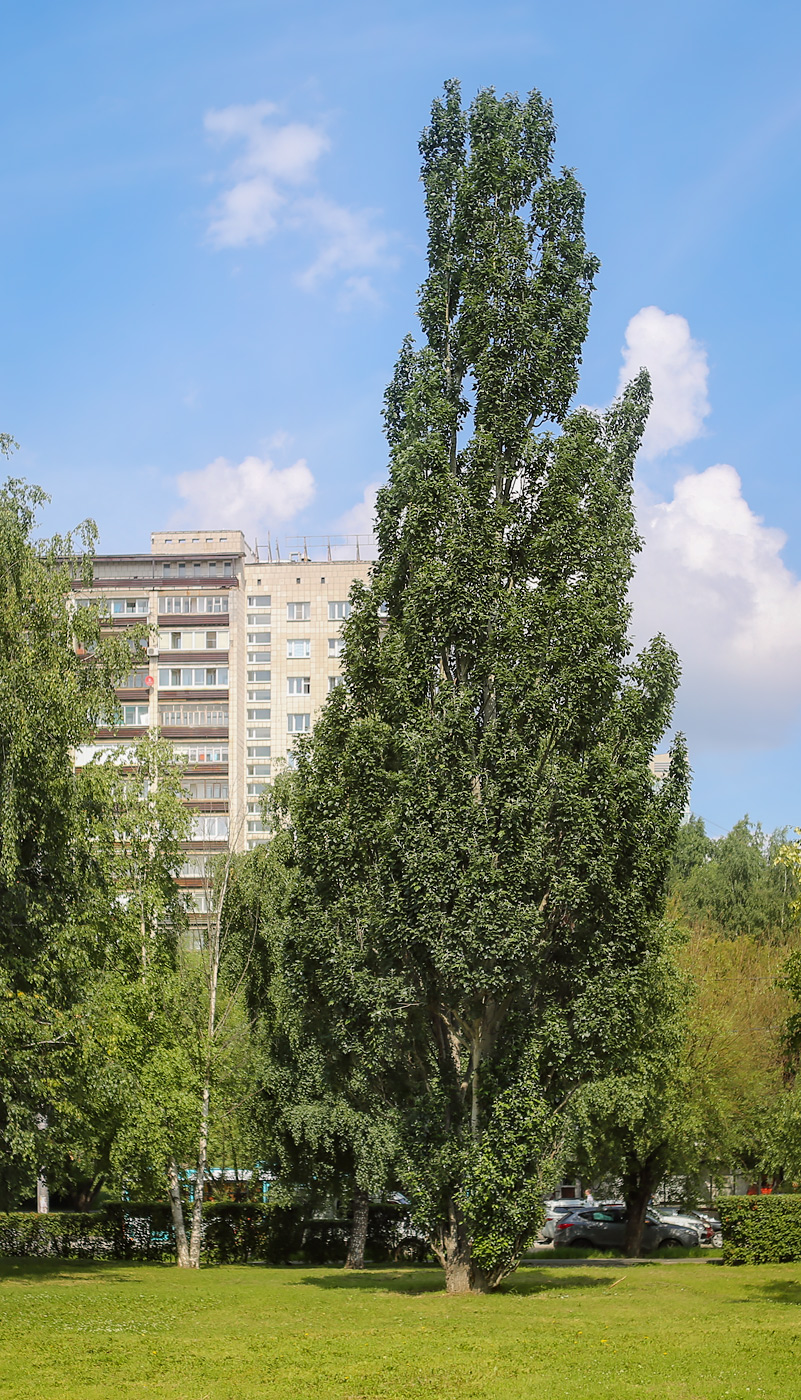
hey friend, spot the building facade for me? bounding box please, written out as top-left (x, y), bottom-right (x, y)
top-left (72, 530), bottom-right (372, 908)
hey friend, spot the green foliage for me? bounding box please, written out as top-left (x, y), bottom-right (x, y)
top-left (300, 1205), bottom-right (428, 1265)
top-left (255, 82), bottom-right (688, 1291)
top-left (718, 1194), bottom-right (801, 1264)
top-left (671, 816), bottom-right (799, 940)
top-left (0, 1211), bottom-right (116, 1260)
top-left (202, 1202), bottom-right (304, 1264)
top-left (0, 475), bottom-right (136, 1204)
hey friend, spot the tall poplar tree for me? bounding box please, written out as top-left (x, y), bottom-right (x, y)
top-left (267, 82), bottom-right (688, 1292)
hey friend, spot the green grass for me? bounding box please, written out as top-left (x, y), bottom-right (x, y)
top-left (0, 1258), bottom-right (799, 1398)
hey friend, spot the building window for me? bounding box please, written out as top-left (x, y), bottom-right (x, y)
top-left (247, 595), bottom-right (271, 608)
top-left (159, 629), bottom-right (229, 651)
top-left (328, 601), bottom-right (351, 620)
top-left (328, 637), bottom-right (345, 657)
top-left (328, 675), bottom-right (344, 692)
top-left (287, 713), bottom-right (311, 733)
top-left (247, 669), bottom-right (271, 684)
top-left (224, 561), bottom-right (232, 576)
top-left (207, 562), bottom-right (217, 576)
top-left (248, 613), bottom-right (271, 626)
top-left (247, 744), bottom-right (271, 758)
top-left (160, 595), bottom-right (227, 615)
top-left (287, 639), bottom-right (311, 658)
top-left (173, 744), bottom-right (228, 764)
top-left (192, 814), bottom-right (229, 840)
top-left (117, 671), bottom-right (148, 689)
top-left (247, 631), bottom-right (271, 645)
top-left (247, 688), bottom-right (270, 701)
top-left (162, 563), bottom-right (171, 576)
top-left (112, 598), bottom-right (149, 615)
top-left (181, 779), bottom-right (229, 799)
top-left (120, 704), bottom-right (150, 726)
top-left (158, 667), bottom-right (228, 688)
top-left (158, 708), bottom-right (229, 728)
top-left (247, 707), bottom-right (271, 720)
top-left (247, 782), bottom-right (268, 795)
top-left (287, 676), bottom-right (311, 695)
top-left (287, 601), bottom-right (311, 620)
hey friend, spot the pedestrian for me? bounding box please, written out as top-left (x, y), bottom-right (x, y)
top-left (584, 1187), bottom-right (595, 1208)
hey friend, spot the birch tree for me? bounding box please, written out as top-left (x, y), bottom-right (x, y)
top-left (0, 471), bottom-right (132, 1205)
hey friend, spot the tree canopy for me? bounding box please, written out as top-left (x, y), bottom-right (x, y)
top-left (243, 81), bottom-right (688, 1293)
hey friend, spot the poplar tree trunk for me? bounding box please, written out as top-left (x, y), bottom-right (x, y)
top-left (623, 1155), bottom-right (662, 1257)
top-left (167, 1157), bottom-right (190, 1268)
top-left (439, 1200), bottom-right (492, 1294)
top-left (345, 1186), bottom-right (370, 1269)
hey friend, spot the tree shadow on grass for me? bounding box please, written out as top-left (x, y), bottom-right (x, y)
top-left (0, 1259), bottom-right (175, 1285)
top-left (291, 1266), bottom-right (613, 1297)
top-left (744, 1277), bottom-right (801, 1307)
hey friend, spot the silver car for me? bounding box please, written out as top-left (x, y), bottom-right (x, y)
top-left (554, 1205), bottom-right (699, 1251)
top-left (651, 1206), bottom-right (713, 1244)
top-left (539, 1199), bottom-right (585, 1243)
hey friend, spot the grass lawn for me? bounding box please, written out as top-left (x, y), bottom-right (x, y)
top-left (0, 1258), bottom-right (799, 1399)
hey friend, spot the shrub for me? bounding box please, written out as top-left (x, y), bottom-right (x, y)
top-left (203, 1202), bottom-right (303, 1264)
top-left (0, 1212), bottom-right (113, 1260)
top-left (718, 1195), bottom-right (801, 1264)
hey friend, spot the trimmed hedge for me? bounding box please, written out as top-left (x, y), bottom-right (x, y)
top-left (718, 1195), bottom-right (801, 1264)
top-left (301, 1205), bottom-right (430, 1265)
top-left (0, 1212), bottom-right (115, 1260)
top-left (204, 1203), bottom-right (304, 1264)
top-left (0, 1200), bottom-right (427, 1265)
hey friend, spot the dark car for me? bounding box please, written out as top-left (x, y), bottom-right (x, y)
top-left (554, 1205), bottom-right (698, 1251)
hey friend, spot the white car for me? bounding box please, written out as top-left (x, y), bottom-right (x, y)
top-left (539, 1199), bottom-right (585, 1242)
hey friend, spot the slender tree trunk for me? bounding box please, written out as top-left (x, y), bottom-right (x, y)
top-left (188, 1083), bottom-right (210, 1268)
top-left (345, 1186), bottom-right (370, 1269)
top-left (188, 858), bottom-right (227, 1268)
top-left (167, 1157), bottom-right (191, 1268)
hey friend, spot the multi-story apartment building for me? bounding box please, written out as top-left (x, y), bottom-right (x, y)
top-left (72, 530), bottom-right (372, 909)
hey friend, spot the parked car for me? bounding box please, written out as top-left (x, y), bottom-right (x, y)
top-left (554, 1206), bottom-right (699, 1251)
top-left (650, 1206), bottom-right (713, 1244)
top-left (539, 1199), bottom-right (585, 1242)
top-left (693, 1207), bottom-right (723, 1247)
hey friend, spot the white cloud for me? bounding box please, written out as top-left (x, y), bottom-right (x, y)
top-left (174, 453), bottom-right (315, 533)
top-left (204, 101), bottom-right (391, 295)
top-left (631, 464), bottom-right (801, 747)
top-left (337, 481), bottom-right (381, 536)
top-left (295, 198), bottom-right (389, 292)
top-left (331, 482), bottom-right (381, 559)
top-left (618, 306), bottom-right (710, 459)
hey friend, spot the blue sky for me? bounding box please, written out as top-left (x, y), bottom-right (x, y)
top-left (3, 0), bottom-right (801, 836)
